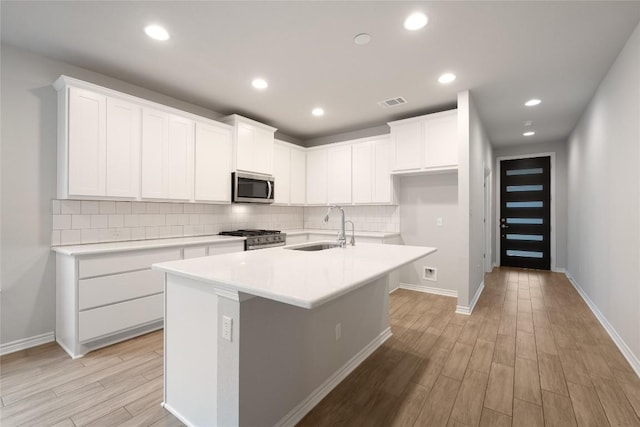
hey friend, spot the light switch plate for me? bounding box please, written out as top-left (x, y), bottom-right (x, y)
top-left (222, 315), bottom-right (233, 342)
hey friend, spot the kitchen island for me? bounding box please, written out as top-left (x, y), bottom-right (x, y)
top-left (153, 242), bottom-right (436, 427)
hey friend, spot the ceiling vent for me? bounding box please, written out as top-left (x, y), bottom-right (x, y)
top-left (377, 97), bottom-right (407, 108)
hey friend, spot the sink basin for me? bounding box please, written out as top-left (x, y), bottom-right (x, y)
top-left (285, 242), bottom-right (342, 251)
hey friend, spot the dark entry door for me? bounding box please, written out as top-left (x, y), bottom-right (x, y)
top-left (500, 156), bottom-right (551, 270)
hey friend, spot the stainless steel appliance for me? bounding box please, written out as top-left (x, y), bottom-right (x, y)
top-left (219, 229), bottom-right (286, 251)
top-left (232, 172), bottom-right (275, 204)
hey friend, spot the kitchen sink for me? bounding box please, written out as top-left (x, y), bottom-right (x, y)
top-left (285, 242), bottom-right (342, 251)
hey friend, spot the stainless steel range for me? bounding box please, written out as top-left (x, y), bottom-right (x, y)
top-left (219, 229), bottom-right (286, 251)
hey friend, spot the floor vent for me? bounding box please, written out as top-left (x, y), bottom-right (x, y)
top-left (377, 96), bottom-right (407, 108)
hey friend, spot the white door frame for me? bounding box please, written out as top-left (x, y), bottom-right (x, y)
top-left (495, 152), bottom-right (557, 271)
top-left (484, 165), bottom-right (493, 273)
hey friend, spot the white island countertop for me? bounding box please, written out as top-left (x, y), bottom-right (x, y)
top-left (153, 242), bottom-right (436, 309)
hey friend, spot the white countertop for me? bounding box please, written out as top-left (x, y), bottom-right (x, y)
top-left (51, 235), bottom-right (245, 256)
top-left (284, 229), bottom-right (400, 238)
top-left (153, 242), bottom-right (436, 309)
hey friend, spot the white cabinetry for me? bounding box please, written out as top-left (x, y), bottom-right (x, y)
top-left (273, 140), bottom-right (307, 205)
top-left (55, 239), bottom-right (244, 358)
top-left (389, 109), bottom-right (458, 174)
top-left (306, 147), bottom-right (328, 205)
top-left (352, 137), bottom-right (396, 204)
top-left (106, 98), bottom-right (141, 198)
top-left (327, 145), bottom-right (352, 204)
top-left (194, 121), bottom-right (233, 203)
top-left (290, 146), bottom-right (306, 204)
top-left (221, 115), bottom-right (277, 176)
top-left (57, 84), bottom-right (141, 199)
top-left (141, 110), bottom-right (194, 201)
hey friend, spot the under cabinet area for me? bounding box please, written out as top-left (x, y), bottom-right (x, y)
top-left (389, 109), bottom-right (458, 173)
top-left (54, 238), bottom-right (244, 358)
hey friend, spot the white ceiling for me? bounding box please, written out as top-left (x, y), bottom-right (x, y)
top-left (2, 1), bottom-right (640, 146)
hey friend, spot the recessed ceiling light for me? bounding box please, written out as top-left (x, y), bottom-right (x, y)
top-left (251, 78), bottom-right (268, 90)
top-left (525, 99), bottom-right (541, 107)
top-left (438, 73), bottom-right (456, 84)
top-left (404, 12), bottom-right (428, 31)
top-left (312, 108), bottom-right (325, 117)
top-left (354, 33), bottom-right (371, 46)
top-left (523, 131), bottom-right (535, 137)
top-left (144, 25), bottom-right (170, 41)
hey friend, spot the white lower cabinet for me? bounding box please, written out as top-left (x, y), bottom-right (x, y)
top-left (55, 240), bottom-right (244, 358)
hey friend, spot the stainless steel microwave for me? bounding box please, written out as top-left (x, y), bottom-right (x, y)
top-left (232, 172), bottom-right (275, 204)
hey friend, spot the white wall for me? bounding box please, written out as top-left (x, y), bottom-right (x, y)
top-left (399, 174), bottom-right (461, 295)
top-left (493, 140), bottom-right (568, 270)
top-left (567, 22), bottom-right (640, 369)
top-left (457, 91), bottom-right (493, 312)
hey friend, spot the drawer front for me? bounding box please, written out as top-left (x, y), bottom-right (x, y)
top-left (79, 248), bottom-right (181, 278)
top-left (184, 246), bottom-right (207, 259)
top-left (79, 293), bottom-right (164, 342)
top-left (79, 269), bottom-right (164, 310)
top-left (208, 241), bottom-right (244, 256)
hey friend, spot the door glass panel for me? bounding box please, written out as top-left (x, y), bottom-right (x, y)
top-left (506, 234), bottom-right (543, 241)
top-left (506, 185), bottom-right (543, 192)
top-left (506, 168), bottom-right (543, 176)
top-left (506, 201), bottom-right (543, 208)
top-left (506, 218), bottom-right (543, 224)
top-left (506, 250), bottom-right (544, 258)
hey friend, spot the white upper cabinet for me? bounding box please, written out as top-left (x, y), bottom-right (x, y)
top-left (389, 109), bottom-right (458, 174)
top-left (327, 145), bottom-right (352, 204)
top-left (141, 109), bottom-right (194, 201)
top-left (289, 145), bottom-right (306, 205)
top-left (221, 115), bottom-right (276, 176)
top-left (352, 137), bottom-right (395, 204)
top-left (105, 98), bottom-right (140, 198)
top-left (194, 121), bottom-right (233, 203)
top-left (66, 87), bottom-right (107, 197)
top-left (273, 141), bottom-right (291, 205)
top-left (306, 148), bottom-right (328, 205)
top-left (274, 140), bottom-right (307, 205)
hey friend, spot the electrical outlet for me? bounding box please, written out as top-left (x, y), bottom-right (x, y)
top-left (222, 316), bottom-right (233, 342)
top-left (335, 323), bottom-right (341, 341)
top-left (436, 217), bottom-right (443, 226)
top-left (424, 267), bottom-right (437, 281)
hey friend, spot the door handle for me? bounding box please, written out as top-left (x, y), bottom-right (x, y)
top-left (501, 224), bottom-right (509, 229)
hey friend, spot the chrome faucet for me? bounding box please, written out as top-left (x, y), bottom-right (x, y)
top-left (322, 205), bottom-right (347, 247)
top-left (344, 220), bottom-right (356, 246)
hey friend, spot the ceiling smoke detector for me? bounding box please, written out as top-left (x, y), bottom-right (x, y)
top-left (377, 97), bottom-right (407, 108)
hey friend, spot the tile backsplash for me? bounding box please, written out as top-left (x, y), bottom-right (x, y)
top-left (51, 200), bottom-right (303, 246)
top-left (303, 205), bottom-right (400, 233)
top-left (51, 201), bottom-right (401, 246)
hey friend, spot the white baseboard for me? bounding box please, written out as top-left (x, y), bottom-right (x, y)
top-left (162, 402), bottom-right (196, 427)
top-left (398, 282), bottom-right (458, 298)
top-left (274, 327), bottom-right (393, 427)
top-left (0, 331), bottom-right (55, 356)
top-left (552, 267), bottom-right (566, 273)
top-left (456, 281), bottom-right (485, 315)
top-left (565, 272), bottom-right (640, 378)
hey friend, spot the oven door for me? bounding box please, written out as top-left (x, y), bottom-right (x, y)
top-left (232, 172), bottom-right (275, 203)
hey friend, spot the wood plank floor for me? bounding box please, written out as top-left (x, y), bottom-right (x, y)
top-left (299, 268), bottom-right (640, 427)
top-left (1, 268), bottom-right (639, 426)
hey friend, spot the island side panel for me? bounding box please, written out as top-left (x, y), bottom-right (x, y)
top-left (238, 275), bottom-right (391, 427)
top-left (164, 274), bottom-right (220, 426)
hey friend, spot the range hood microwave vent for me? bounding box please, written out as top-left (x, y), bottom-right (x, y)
top-left (377, 96), bottom-right (407, 108)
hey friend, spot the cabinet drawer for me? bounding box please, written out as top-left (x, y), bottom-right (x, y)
top-left (79, 293), bottom-right (164, 342)
top-left (79, 248), bottom-right (181, 278)
top-left (184, 246), bottom-right (207, 259)
top-left (208, 241), bottom-right (244, 256)
top-left (79, 269), bottom-right (164, 310)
